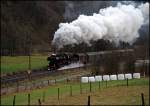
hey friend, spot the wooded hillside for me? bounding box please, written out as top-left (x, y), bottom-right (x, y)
top-left (1, 1), bottom-right (65, 55)
top-left (1, 1), bottom-right (149, 55)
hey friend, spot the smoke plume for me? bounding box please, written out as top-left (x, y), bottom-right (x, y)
top-left (52, 2), bottom-right (149, 49)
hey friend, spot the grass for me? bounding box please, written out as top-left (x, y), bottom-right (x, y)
top-left (1, 56), bottom-right (48, 74)
top-left (47, 86), bottom-right (149, 105)
top-left (1, 78), bottom-right (149, 105)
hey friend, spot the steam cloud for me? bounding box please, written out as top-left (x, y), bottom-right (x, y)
top-left (52, 2), bottom-right (149, 49)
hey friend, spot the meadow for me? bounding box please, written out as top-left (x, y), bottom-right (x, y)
top-left (1, 56), bottom-right (149, 105)
top-left (1, 56), bottom-right (48, 74)
top-left (1, 78), bottom-right (149, 105)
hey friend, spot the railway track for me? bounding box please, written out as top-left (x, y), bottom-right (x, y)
top-left (1, 70), bottom-right (91, 95)
top-left (1, 63), bottom-right (86, 85)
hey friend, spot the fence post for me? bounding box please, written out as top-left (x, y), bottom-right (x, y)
top-left (42, 91), bottom-right (45, 102)
top-left (70, 85), bottom-right (72, 96)
top-left (80, 82), bottom-right (82, 94)
top-left (29, 81), bottom-right (31, 90)
top-left (6, 83), bottom-right (8, 93)
top-left (33, 82), bottom-right (35, 89)
top-left (38, 99), bottom-right (41, 106)
top-left (13, 95), bottom-right (16, 106)
top-left (41, 81), bottom-right (43, 87)
top-left (25, 81), bottom-right (27, 91)
top-left (58, 88), bottom-right (59, 100)
top-left (88, 96), bottom-right (90, 106)
top-left (17, 81), bottom-right (19, 92)
top-left (48, 80), bottom-right (49, 85)
top-left (143, 71), bottom-right (145, 78)
top-left (5, 83), bottom-right (7, 93)
top-left (55, 79), bottom-right (56, 84)
top-left (32, 82), bottom-right (34, 90)
top-left (66, 78), bottom-right (68, 83)
top-left (99, 81), bottom-right (100, 90)
top-left (90, 82), bottom-right (92, 92)
top-left (141, 93), bottom-right (145, 106)
top-left (28, 93), bottom-right (30, 106)
top-left (43, 81), bottom-right (45, 87)
top-left (127, 78), bottom-right (128, 87)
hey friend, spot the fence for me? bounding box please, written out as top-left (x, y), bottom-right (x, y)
top-left (1, 72), bottom-right (90, 95)
top-left (6, 78), bottom-right (146, 106)
top-left (1, 72), bottom-right (145, 96)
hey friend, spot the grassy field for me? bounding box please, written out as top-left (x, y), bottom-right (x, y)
top-left (1, 56), bottom-right (48, 74)
top-left (44, 86), bottom-right (149, 105)
top-left (1, 78), bottom-right (149, 105)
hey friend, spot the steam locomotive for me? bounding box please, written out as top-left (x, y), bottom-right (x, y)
top-left (47, 53), bottom-right (80, 70)
top-left (47, 49), bottom-right (134, 71)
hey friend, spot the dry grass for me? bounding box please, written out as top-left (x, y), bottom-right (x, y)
top-left (41, 85), bottom-right (149, 105)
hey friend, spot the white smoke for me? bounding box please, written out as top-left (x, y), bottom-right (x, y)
top-left (139, 2), bottom-right (149, 25)
top-left (52, 2), bottom-right (149, 49)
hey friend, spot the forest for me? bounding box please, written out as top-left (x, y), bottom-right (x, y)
top-left (1, 1), bottom-right (149, 55)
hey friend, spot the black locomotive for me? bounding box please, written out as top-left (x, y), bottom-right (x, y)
top-left (47, 49), bottom-right (134, 71)
top-left (47, 53), bottom-right (79, 70)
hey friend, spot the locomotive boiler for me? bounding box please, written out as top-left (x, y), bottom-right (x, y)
top-left (47, 53), bottom-right (79, 70)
